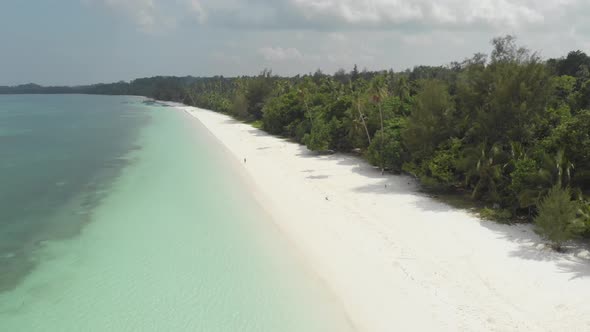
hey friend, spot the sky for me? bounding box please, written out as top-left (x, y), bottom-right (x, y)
top-left (1, 0), bottom-right (589, 86)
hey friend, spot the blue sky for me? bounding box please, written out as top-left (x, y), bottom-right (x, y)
top-left (1, 0), bottom-right (589, 86)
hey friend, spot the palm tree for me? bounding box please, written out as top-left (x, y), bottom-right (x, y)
top-left (460, 141), bottom-right (506, 202)
top-left (183, 88), bottom-right (197, 106)
top-left (515, 149), bottom-right (575, 212)
top-left (349, 79), bottom-right (371, 146)
top-left (369, 76), bottom-right (389, 173)
top-left (297, 87), bottom-right (313, 128)
top-left (547, 149), bottom-right (574, 188)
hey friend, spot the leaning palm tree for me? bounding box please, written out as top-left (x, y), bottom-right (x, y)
top-left (349, 79), bottom-right (371, 146)
top-left (183, 87), bottom-right (197, 106)
top-left (297, 87), bottom-right (313, 128)
top-left (369, 76), bottom-right (389, 173)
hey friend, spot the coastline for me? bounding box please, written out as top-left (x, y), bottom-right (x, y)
top-left (0, 98), bottom-right (354, 332)
top-left (174, 103), bottom-right (590, 332)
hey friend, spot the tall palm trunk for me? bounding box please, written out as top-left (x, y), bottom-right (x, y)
top-left (378, 101), bottom-right (384, 173)
top-left (299, 89), bottom-right (313, 128)
top-left (350, 80), bottom-right (371, 146)
top-left (357, 96), bottom-right (371, 145)
top-left (303, 97), bottom-right (313, 127)
top-left (184, 88), bottom-right (196, 106)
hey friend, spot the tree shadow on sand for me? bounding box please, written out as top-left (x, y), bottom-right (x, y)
top-left (478, 220), bottom-right (590, 279)
top-left (247, 129), bottom-right (280, 137)
top-left (411, 196), bottom-right (456, 213)
top-left (306, 175), bottom-right (330, 180)
top-left (223, 118), bottom-right (241, 125)
top-left (254, 135), bottom-right (590, 278)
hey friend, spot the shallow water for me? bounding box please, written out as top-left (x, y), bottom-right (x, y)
top-left (0, 96), bottom-right (353, 331)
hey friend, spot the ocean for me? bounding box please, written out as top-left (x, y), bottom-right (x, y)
top-left (0, 95), bottom-right (352, 331)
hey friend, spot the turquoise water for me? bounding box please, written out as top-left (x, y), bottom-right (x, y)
top-left (0, 95), bottom-right (352, 331)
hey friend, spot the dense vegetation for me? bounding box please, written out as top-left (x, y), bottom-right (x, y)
top-left (2, 36), bottom-right (589, 249)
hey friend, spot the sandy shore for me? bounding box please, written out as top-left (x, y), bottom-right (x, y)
top-left (176, 104), bottom-right (590, 332)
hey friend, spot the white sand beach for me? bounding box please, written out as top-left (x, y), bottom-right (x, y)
top-left (178, 104), bottom-right (590, 332)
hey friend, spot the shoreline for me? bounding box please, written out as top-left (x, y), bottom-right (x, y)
top-left (0, 99), bottom-right (355, 332)
top-left (176, 105), bottom-right (358, 330)
top-left (173, 103), bottom-right (590, 331)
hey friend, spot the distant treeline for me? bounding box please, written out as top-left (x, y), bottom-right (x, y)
top-left (3, 36), bottom-right (590, 249)
top-left (0, 77), bottom-right (208, 98)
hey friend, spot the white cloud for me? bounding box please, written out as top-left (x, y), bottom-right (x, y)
top-left (328, 32), bottom-right (348, 42)
top-left (91, 0), bottom-right (157, 30)
top-left (210, 51), bottom-right (242, 65)
top-left (188, 0), bottom-right (207, 23)
top-left (258, 46), bottom-right (303, 61)
top-left (401, 33), bottom-right (434, 46)
top-left (294, 0), bottom-right (423, 23)
top-left (87, 0), bottom-right (184, 32)
top-left (91, 0), bottom-right (588, 33)
top-left (290, 0), bottom-right (549, 28)
top-left (85, 0), bottom-right (590, 77)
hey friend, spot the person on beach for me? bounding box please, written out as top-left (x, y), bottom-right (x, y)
top-left (244, 157), bottom-right (246, 164)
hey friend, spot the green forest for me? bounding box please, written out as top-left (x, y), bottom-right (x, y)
top-left (3, 36), bottom-right (590, 249)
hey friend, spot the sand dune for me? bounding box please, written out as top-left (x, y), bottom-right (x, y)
top-left (178, 104), bottom-right (590, 332)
